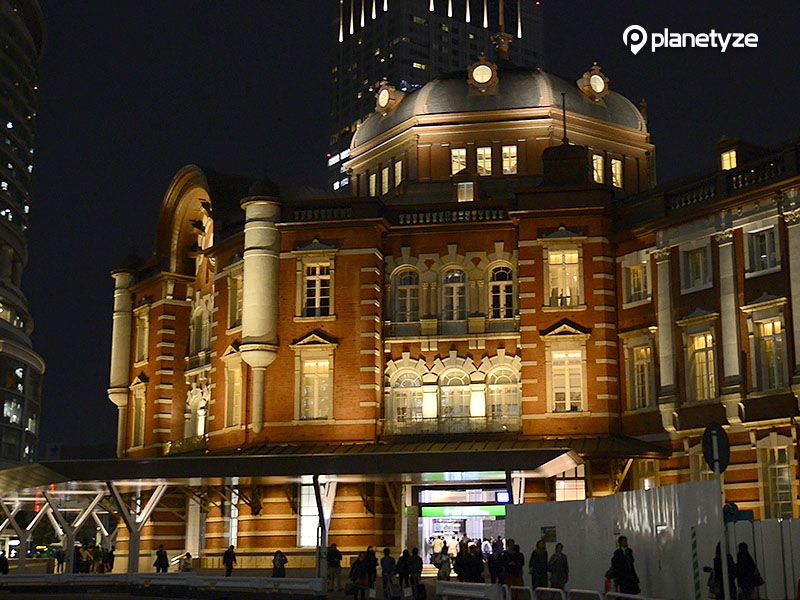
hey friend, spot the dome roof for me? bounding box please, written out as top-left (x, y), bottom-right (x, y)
top-left (351, 64), bottom-right (646, 149)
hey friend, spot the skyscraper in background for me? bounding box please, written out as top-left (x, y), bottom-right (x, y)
top-left (328, 0), bottom-right (544, 190)
top-left (0, 0), bottom-right (45, 465)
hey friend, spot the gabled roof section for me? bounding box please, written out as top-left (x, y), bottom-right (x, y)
top-left (540, 320), bottom-right (592, 337)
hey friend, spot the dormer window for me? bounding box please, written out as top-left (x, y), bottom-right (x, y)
top-left (457, 182), bottom-right (474, 202)
top-left (477, 147), bottom-right (492, 176)
top-left (451, 148), bottom-right (467, 175)
top-left (592, 154), bottom-right (605, 184)
top-left (721, 149), bottom-right (737, 171)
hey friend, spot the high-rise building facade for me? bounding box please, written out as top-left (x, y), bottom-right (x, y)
top-left (0, 0), bottom-right (45, 465)
top-left (328, 0), bottom-right (544, 190)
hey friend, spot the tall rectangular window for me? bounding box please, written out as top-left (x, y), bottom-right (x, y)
top-left (689, 332), bottom-right (716, 401)
top-left (300, 358), bottom-right (332, 420)
top-left (748, 228), bottom-right (778, 272)
top-left (758, 319), bottom-right (786, 390)
top-left (631, 346), bottom-right (653, 410)
top-left (298, 484), bottom-right (319, 547)
top-left (132, 388), bottom-right (146, 447)
top-left (625, 263), bottom-right (649, 303)
top-left (683, 246), bottom-right (710, 289)
top-left (548, 249), bottom-right (581, 307)
top-left (394, 160), bottom-right (403, 186)
top-left (224, 362), bottom-right (242, 428)
top-left (477, 147), bottom-right (492, 176)
top-left (592, 154), bottom-right (604, 184)
top-left (368, 173), bottom-right (377, 197)
top-left (502, 145), bottom-right (518, 175)
top-left (450, 148), bottom-right (467, 175)
top-left (228, 272), bottom-right (243, 328)
top-left (303, 263), bottom-right (331, 317)
top-left (489, 266), bottom-right (514, 319)
top-left (395, 270), bottom-right (419, 322)
top-left (611, 158), bottom-right (623, 188)
top-left (381, 166), bottom-right (390, 195)
top-left (555, 465), bottom-right (586, 501)
top-left (134, 313), bottom-right (148, 363)
top-left (720, 149), bottom-right (737, 171)
top-left (442, 270), bottom-right (467, 321)
top-left (552, 351), bottom-right (583, 412)
top-left (762, 446), bottom-right (794, 518)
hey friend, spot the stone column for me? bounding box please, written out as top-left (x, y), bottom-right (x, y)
top-left (716, 229), bottom-right (743, 424)
top-left (784, 208), bottom-right (800, 408)
top-left (108, 270), bottom-right (134, 457)
top-left (653, 248), bottom-right (678, 432)
top-left (239, 196), bottom-right (281, 434)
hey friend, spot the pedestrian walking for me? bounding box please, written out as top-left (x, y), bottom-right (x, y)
top-left (735, 542), bottom-right (764, 600)
top-left (435, 551), bottom-right (451, 581)
top-left (712, 542), bottom-right (736, 600)
top-left (153, 544), bottom-right (169, 574)
top-left (487, 546), bottom-right (502, 584)
top-left (0, 551), bottom-right (8, 575)
top-left (106, 545), bottom-right (115, 573)
top-left (381, 547), bottom-right (396, 599)
top-left (180, 552), bottom-right (193, 572)
top-left (548, 543), bottom-right (568, 590)
top-left (503, 543), bottom-right (525, 587)
top-left (409, 547), bottom-right (423, 599)
top-left (272, 550), bottom-right (288, 577)
top-left (349, 552), bottom-right (369, 600)
top-left (366, 546), bottom-right (379, 589)
top-left (327, 543), bottom-right (343, 591)
top-left (222, 544), bottom-right (237, 577)
top-left (610, 536), bottom-right (640, 595)
top-left (396, 549), bottom-right (410, 596)
top-left (528, 539), bottom-right (548, 588)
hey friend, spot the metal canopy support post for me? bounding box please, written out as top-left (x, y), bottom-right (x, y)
top-left (0, 499), bottom-right (47, 573)
top-left (107, 482), bottom-right (168, 574)
top-left (312, 475), bottom-right (327, 580)
top-left (711, 431), bottom-right (731, 600)
top-left (44, 490), bottom-right (104, 575)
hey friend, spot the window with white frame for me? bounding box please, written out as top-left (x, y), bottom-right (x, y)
top-left (132, 386), bottom-right (146, 447)
top-left (439, 370), bottom-right (471, 419)
top-left (624, 261), bottom-right (650, 304)
top-left (688, 332), bottom-right (716, 401)
top-left (629, 345), bottom-right (654, 410)
top-left (224, 359), bottom-right (243, 428)
top-left (457, 182), bottom-right (474, 202)
top-left (555, 465), bottom-right (586, 501)
top-left (592, 153), bottom-right (604, 184)
top-left (756, 318), bottom-right (786, 391)
top-left (551, 350), bottom-right (583, 412)
top-left (633, 460), bottom-right (659, 490)
top-left (547, 249), bottom-right (581, 307)
top-left (394, 160), bottom-right (403, 186)
top-left (502, 145), bottom-right (518, 175)
top-left (303, 262), bottom-right (332, 317)
top-left (189, 303), bottom-right (211, 355)
top-left (477, 147), bottom-right (492, 176)
top-left (486, 369), bottom-right (520, 419)
top-left (134, 311), bottom-right (148, 363)
top-left (381, 166), bottom-right (390, 195)
top-left (391, 371), bottom-right (423, 422)
top-left (394, 270), bottom-right (419, 322)
top-left (299, 357), bottom-right (332, 420)
top-left (228, 269), bottom-right (243, 328)
top-left (690, 447), bottom-right (715, 482)
top-left (442, 269), bottom-right (467, 320)
top-left (368, 173), bottom-right (377, 196)
top-left (298, 483), bottom-right (319, 547)
top-left (227, 487), bottom-right (239, 547)
top-left (720, 149), bottom-right (737, 171)
top-left (611, 158), bottom-right (623, 188)
top-left (489, 266), bottom-right (514, 319)
top-left (451, 148), bottom-right (467, 175)
top-left (682, 245), bottom-right (711, 290)
top-left (760, 443), bottom-right (795, 519)
top-left (747, 227), bottom-right (778, 273)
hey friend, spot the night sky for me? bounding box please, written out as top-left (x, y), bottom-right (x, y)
top-left (28, 1), bottom-right (800, 454)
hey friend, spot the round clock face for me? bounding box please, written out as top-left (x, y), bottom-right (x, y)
top-left (472, 64), bottom-right (493, 85)
top-left (589, 74), bottom-right (606, 94)
top-left (377, 89), bottom-right (390, 108)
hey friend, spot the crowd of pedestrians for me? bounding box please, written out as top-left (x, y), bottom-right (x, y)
top-left (709, 541), bottom-right (764, 600)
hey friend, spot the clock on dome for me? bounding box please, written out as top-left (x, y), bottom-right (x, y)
top-left (467, 56), bottom-right (498, 94)
top-left (375, 81), bottom-right (404, 115)
top-left (577, 63), bottom-right (610, 102)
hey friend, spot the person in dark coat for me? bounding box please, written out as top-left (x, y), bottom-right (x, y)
top-left (396, 549), bottom-right (410, 594)
top-left (381, 547), bottom-right (397, 599)
top-left (349, 552), bottom-right (369, 600)
top-left (736, 542), bottom-right (762, 600)
top-left (327, 543), bottom-right (344, 591)
top-left (222, 545), bottom-right (237, 577)
top-left (0, 551), bottom-right (8, 575)
top-left (487, 547), bottom-right (502, 584)
top-left (272, 550), bottom-right (288, 577)
top-left (502, 544), bottom-right (525, 587)
top-left (610, 536), bottom-right (640, 594)
top-left (365, 546), bottom-right (378, 589)
top-left (153, 544), bottom-right (169, 574)
top-left (548, 543), bottom-right (568, 590)
top-left (713, 542), bottom-right (737, 600)
top-left (467, 545), bottom-right (484, 583)
top-left (528, 539), bottom-right (548, 589)
top-left (409, 548), bottom-right (423, 599)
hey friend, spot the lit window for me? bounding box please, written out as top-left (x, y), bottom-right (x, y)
top-left (690, 448), bottom-right (715, 482)
top-left (489, 266), bottom-right (514, 319)
top-left (551, 351), bottom-right (583, 412)
top-left (300, 358), bottom-right (332, 420)
top-left (683, 246), bottom-right (711, 290)
top-left (132, 387), bottom-right (146, 447)
top-left (548, 249), bottom-right (581, 307)
top-left (761, 445), bottom-right (794, 519)
top-left (189, 303), bottom-right (212, 355)
top-left (457, 182), bottom-right (474, 202)
top-left (502, 145), bottom-right (518, 175)
top-left (555, 465), bottom-right (586, 501)
top-left (624, 262), bottom-right (650, 304)
top-left (630, 345), bottom-right (653, 410)
top-left (134, 312), bottom-right (148, 363)
top-left (3, 398), bottom-right (21, 425)
top-left (477, 147), bottom-right (492, 176)
top-left (394, 160), bottom-right (403, 186)
top-left (412, 61), bottom-right (428, 70)
top-left (391, 372), bottom-right (423, 423)
top-left (394, 270), bottom-right (419, 322)
top-left (224, 360), bottom-right (242, 428)
top-left (633, 460), bottom-right (659, 490)
top-left (747, 228), bottom-right (778, 272)
top-left (439, 370), bottom-right (471, 419)
top-left (298, 484), bottom-right (319, 547)
top-left (451, 148), bottom-right (467, 175)
top-left (720, 149), bottom-right (737, 171)
top-left (757, 319), bottom-right (786, 391)
top-left (442, 269), bottom-right (467, 320)
top-left (689, 332), bottom-right (716, 401)
top-left (381, 166), bottom-right (390, 195)
top-left (228, 271), bottom-right (243, 328)
top-left (611, 158), bottom-right (623, 188)
top-left (592, 154), bottom-right (604, 184)
top-left (486, 369), bottom-right (520, 420)
top-left (368, 173), bottom-right (377, 196)
top-left (303, 263), bottom-right (332, 317)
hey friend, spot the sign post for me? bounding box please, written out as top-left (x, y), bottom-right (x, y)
top-left (703, 423), bottom-right (731, 600)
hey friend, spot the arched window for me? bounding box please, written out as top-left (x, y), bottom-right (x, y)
top-left (486, 368), bottom-right (520, 419)
top-left (489, 266), bottom-right (514, 319)
top-left (189, 305), bottom-right (211, 355)
top-left (442, 269), bottom-right (467, 321)
top-left (391, 371), bottom-right (423, 423)
top-left (394, 270), bottom-right (419, 323)
top-left (439, 370), bottom-right (471, 420)
top-left (185, 385), bottom-right (208, 438)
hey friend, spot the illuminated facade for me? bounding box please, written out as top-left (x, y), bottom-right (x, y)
top-left (0, 0), bottom-right (44, 466)
top-left (108, 56), bottom-right (797, 569)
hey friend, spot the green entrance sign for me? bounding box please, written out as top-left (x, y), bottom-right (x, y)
top-left (421, 505), bottom-right (506, 518)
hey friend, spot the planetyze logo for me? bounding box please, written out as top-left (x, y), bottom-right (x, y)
top-left (622, 24), bottom-right (758, 55)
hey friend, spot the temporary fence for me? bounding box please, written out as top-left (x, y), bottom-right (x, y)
top-left (436, 581), bottom-right (510, 600)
